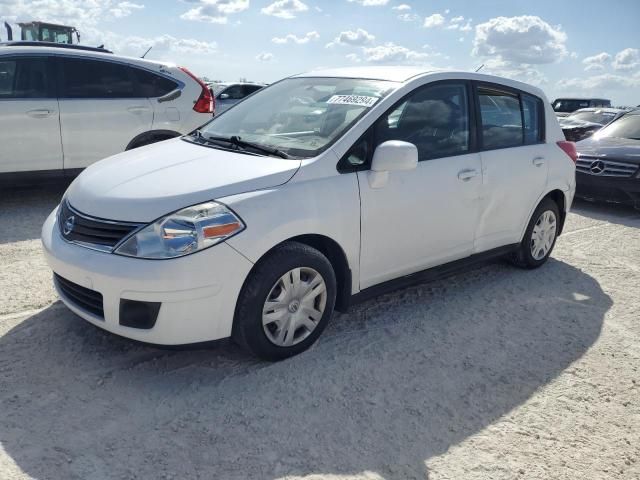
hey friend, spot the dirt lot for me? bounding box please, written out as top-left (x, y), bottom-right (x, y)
top-left (0, 184), bottom-right (639, 480)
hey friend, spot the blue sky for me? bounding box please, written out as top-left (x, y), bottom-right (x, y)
top-left (2, 0), bottom-right (639, 104)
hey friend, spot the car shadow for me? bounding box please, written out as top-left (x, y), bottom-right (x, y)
top-left (0, 181), bottom-right (70, 244)
top-left (0, 259), bottom-right (610, 479)
top-left (571, 197), bottom-right (640, 229)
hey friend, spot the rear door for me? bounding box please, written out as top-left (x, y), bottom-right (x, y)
top-left (0, 55), bottom-right (62, 173)
top-left (57, 57), bottom-right (153, 169)
top-left (474, 84), bottom-right (548, 252)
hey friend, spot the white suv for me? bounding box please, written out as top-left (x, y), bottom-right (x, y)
top-left (42, 67), bottom-right (577, 360)
top-left (0, 43), bottom-right (213, 177)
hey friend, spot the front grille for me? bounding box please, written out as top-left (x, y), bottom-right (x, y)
top-left (54, 273), bottom-right (104, 319)
top-left (58, 201), bottom-right (142, 252)
top-left (576, 156), bottom-right (638, 177)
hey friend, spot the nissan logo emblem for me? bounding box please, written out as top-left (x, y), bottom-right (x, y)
top-left (590, 160), bottom-right (606, 175)
top-left (63, 215), bottom-right (76, 236)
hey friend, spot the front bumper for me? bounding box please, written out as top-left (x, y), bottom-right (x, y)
top-left (41, 208), bottom-right (254, 345)
top-left (575, 171), bottom-right (640, 206)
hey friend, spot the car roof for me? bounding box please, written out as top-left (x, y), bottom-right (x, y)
top-left (292, 67), bottom-right (547, 97)
top-left (572, 107), bottom-right (627, 114)
top-left (0, 43), bottom-right (176, 69)
top-left (553, 97), bottom-right (610, 101)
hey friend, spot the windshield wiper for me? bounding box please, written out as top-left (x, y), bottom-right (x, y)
top-left (203, 135), bottom-right (290, 159)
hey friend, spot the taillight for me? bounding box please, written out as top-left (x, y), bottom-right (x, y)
top-left (557, 140), bottom-right (577, 164)
top-left (179, 66), bottom-right (214, 114)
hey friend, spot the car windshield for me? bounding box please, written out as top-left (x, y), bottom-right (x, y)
top-left (198, 77), bottom-right (397, 158)
top-left (596, 114), bottom-right (640, 140)
top-left (570, 110), bottom-right (618, 125)
top-left (553, 99), bottom-right (590, 113)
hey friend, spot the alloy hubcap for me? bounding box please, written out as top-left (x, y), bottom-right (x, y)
top-left (530, 210), bottom-right (557, 260)
top-left (262, 267), bottom-right (327, 347)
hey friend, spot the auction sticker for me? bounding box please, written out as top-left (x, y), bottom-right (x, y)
top-left (327, 95), bottom-right (379, 107)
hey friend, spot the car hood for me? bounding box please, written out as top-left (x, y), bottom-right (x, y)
top-left (65, 138), bottom-right (301, 222)
top-left (576, 136), bottom-right (640, 165)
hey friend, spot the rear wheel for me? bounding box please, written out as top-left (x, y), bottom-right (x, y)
top-left (232, 242), bottom-right (336, 361)
top-left (511, 198), bottom-right (560, 269)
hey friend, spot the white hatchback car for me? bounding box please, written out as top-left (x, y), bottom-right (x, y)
top-left (0, 43), bottom-right (213, 178)
top-left (42, 67), bottom-right (577, 360)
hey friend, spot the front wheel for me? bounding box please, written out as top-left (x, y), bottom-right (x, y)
top-left (511, 198), bottom-right (560, 269)
top-left (232, 242), bottom-right (337, 361)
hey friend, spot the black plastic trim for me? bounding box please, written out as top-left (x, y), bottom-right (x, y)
top-left (348, 244), bottom-right (519, 307)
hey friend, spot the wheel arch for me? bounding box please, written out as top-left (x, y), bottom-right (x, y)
top-left (125, 130), bottom-right (182, 150)
top-left (240, 234), bottom-right (353, 313)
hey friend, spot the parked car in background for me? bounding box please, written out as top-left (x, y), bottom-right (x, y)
top-left (0, 42), bottom-right (213, 179)
top-left (575, 109), bottom-right (640, 206)
top-left (559, 107), bottom-right (628, 142)
top-left (552, 97), bottom-right (611, 117)
top-left (209, 82), bottom-right (265, 114)
top-left (42, 68), bottom-right (576, 360)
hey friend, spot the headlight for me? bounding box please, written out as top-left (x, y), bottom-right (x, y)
top-left (115, 201), bottom-right (245, 259)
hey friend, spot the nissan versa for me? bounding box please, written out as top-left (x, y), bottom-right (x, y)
top-left (42, 67), bottom-right (577, 360)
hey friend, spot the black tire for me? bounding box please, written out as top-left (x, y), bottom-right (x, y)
top-left (511, 198), bottom-right (561, 269)
top-left (232, 242), bottom-right (337, 361)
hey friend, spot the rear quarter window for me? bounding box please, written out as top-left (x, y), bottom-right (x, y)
top-left (133, 68), bottom-right (178, 97)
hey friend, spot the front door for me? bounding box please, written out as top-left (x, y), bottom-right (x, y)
top-left (356, 82), bottom-right (482, 289)
top-left (0, 56), bottom-right (62, 173)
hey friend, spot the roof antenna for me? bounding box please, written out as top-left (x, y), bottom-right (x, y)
top-left (475, 64), bottom-right (484, 72)
top-left (141, 46), bottom-right (152, 58)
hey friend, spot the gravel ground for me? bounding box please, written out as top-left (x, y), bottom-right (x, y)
top-left (0, 185), bottom-right (639, 480)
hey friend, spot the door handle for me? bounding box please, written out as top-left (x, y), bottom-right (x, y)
top-left (26, 109), bottom-right (53, 118)
top-left (127, 106), bottom-right (151, 114)
top-left (457, 168), bottom-right (479, 181)
top-left (532, 156), bottom-right (545, 167)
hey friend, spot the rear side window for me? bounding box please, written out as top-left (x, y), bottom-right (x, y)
top-left (60, 58), bottom-right (137, 98)
top-left (133, 68), bottom-right (178, 97)
top-left (220, 84), bottom-right (244, 99)
top-left (479, 89), bottom-right (522, 149)
top-left (0, 57), bottom-right (51, 98)
top-left (243, 85), bottom-right (263, 96)
top-left (522, 94), bottom-right (544, 144)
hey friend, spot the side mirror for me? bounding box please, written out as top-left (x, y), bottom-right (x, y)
top-left (219, 93), bottom-right (230, 100)
top-left (371, 140), bottom-right (418, 172)
top-left (368, 140), bottom-right (418, 189)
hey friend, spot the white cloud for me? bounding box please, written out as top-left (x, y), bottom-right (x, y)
top-left (110, 2), bottom-right (144, 18)
top-left (450, 15), bottom-right (464, 23)
top-left (397, 13), bottom-right (419, 22)
top-left (392, 3), bottom-right (411, 10)
top-left (363, 42), bottom-right (429, 63)
top-left (612, 48), bottom-right (640, 71)
top-left (256, 52), bottom-right (275, 61)
top-left (347, 0), bottom-right (389, 5)
top-left (473, 16), bottom-right (568, 64)
top-left (582, 52), bottom-right (611, 71)
top-left (345, 53), bottom-right (361, 63)
top-left (261, 0), bottom-right (308, 19)
top-left (557, 73), bottom-right (640, 91)
top-left (272, 31), bottom-right (319, 44)
top-left (326, 28), bottom-right (375, 47)
top-left (481, 58), bottom-right (547, 86)
top-left (180, 0), bottom-right (249, 24)
top-left (423, 13), bottom-right (445, 28)
top-left (459, 21), bottom-right (472, 32)
top-left (0, 0), bottom-right (142, 25)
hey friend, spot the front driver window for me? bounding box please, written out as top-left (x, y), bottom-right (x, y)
top-left (375, 83), bottom-right (470, 161)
